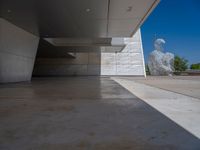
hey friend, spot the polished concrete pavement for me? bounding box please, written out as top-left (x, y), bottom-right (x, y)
top-left (113, 76), bottom-right (200, 139)
top-left (0, 77), bottom-right (200, 150)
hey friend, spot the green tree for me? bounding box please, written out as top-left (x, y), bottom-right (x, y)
top-left (174, 55), bottom-right (188, 72)
top-left (190, 63), bottom-right (200, 70)
top-left (145, 64), bottom-right (150, 75)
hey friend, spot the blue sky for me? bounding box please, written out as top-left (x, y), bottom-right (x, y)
top-left (141, 0), bottom-right (200, 65)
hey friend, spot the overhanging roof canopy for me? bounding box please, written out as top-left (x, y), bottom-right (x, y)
top-left (0, 0), bottom-right (160, 38)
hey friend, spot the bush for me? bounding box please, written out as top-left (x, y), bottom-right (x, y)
top-left (145, 64), bottom-right (150, 75)
top-left (174, 55), bottom-right (188, 72)
top-left (190, 63), bottom-right (200, 70)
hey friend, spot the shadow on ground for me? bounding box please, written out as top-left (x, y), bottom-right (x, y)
top-left (0, 77), bottom-right (199, 150)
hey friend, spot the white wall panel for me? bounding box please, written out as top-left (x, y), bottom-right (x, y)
top-left (101, 29), bottom-right (145, 76)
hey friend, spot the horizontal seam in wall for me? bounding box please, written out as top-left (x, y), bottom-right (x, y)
top-left (0, 50), bottom-right (35, 60)
top-left (101, 65), bottom-right (143, 66)
top-left (35, 64), bottom-right (101, 66)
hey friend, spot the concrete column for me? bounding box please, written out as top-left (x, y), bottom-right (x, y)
top-left (0, 18), bottom-right (39, 83)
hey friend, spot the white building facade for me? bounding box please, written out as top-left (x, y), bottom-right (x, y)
top-left (101, 29), bottom-right (146, 76)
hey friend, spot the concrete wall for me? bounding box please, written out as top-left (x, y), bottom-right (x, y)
top-left (33, 52), bottom-right (101, 76)
top-left (33, 29), bottom-right (145, 77)
top-left (101, 29), bottom-right (146, 76)
top-left (0, 18), bottom-right (39, 83)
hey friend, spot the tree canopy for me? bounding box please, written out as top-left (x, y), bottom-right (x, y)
top-left (174, 55), bottom-right (188, 72)
top-left (190, 63), bottom-right (200, 70)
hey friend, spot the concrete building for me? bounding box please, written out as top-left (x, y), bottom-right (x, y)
top-left (0, 0), bottom-right (159, 83)
top-left (1, 1), bottom-right (200, 149)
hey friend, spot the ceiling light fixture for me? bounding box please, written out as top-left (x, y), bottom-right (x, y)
top-left (127, 6), bottom-right (132, 12)
top-left (86, 8), bottom-right (91, 12)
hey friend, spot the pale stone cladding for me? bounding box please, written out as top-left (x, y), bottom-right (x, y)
top-left (33, 52), bottom-right (101, 76)
top-left (101, 29), bottom-right (146, 76)
top-left (0, 18), bottom-right (39, 83)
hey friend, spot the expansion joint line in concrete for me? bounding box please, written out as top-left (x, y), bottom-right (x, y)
top-left (132, 80), bottom-right (200, 100)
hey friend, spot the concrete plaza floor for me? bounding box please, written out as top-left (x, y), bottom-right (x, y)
top-left (113, 76), bottom-right (200, 139)
top-left (124, 76), bottom-right (200, 99)
top-left (0, 77), bottom-right (200, 150)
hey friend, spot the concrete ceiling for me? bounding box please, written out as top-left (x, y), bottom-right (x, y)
top-left (0, 0), bottom-right (160, 38)
top-left (44, 38), bottom-right (113, 47)
top-left (41, 37), bottom-right (126, 53)
top-left (36, 39), bottom-right (123, 58)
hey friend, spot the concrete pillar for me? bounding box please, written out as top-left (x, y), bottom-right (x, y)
top-left (0, 18), bottom-right (39, 83)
